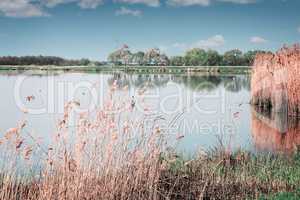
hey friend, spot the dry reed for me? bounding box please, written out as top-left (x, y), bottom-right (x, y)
top-left (251, 44), bottom-right (300, 116)
top-left (0, 80), bottom-right (299, 200)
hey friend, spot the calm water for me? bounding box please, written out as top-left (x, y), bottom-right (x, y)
top-left (0, 70), bottom-right (298, 155)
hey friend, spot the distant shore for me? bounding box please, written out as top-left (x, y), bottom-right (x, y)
top-left (0, 65), bottom-right (251, 74)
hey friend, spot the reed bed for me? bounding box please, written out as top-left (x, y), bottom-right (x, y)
top-left (0, 81), bottom-right (300, 200)
top-left (251, 44), bottom-right (300, 116)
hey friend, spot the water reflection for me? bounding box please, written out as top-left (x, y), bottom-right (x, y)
top-left (108, 73), bottom-right (251, 92)
top-left (251, 108), bottom-right (300, 154)
top-left (0, 71), bottom-right (252, 155)
top-left (3, 70), bottom-right (299, 155)
top-left (0, 70), bottom-right (251, 93)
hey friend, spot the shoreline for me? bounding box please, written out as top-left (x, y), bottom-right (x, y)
top-left (0, 65), bottom-right (251, 74)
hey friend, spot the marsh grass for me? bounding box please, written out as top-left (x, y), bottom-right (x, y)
top-left (0, 80), bottom-right (299, 199)
top-left (252, 44), bottom-right (300, 116)
top-left (0, 139), bottom-right (300, 199)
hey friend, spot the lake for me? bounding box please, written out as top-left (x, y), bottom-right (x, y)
top-left (0, 70), bottom-right (298, 155)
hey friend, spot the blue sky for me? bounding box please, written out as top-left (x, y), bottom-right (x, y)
top-left (0, 0), bottom-right (299, 61)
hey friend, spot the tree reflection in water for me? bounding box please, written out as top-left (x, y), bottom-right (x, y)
top-left (107, 73), bottom-right (251, 93)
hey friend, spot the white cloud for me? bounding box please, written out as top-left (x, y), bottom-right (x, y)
top-left (45, 0), bottom-right (159, 7)
top-left (169, 35), bottom-right (226, 52)
top-left (43, 0), bottom-right (69, 7)
top-left (78, 0), bottom-right (104, 9)
top-left (167, 0), bottom-right (257, 6)
top-left (115, 7), bottom-right (142, 17)
top-left (0, 0), bottom-right (47, 17)
top-left (193, 35), bottom-right (225, 49)
top-left (0, 0), bottom-right (259, 18)
top-left (297, 27), bottom-right (300, 33)
top-left (43, 0), bottom-right (257, 8)
top-left (250, 36), bottom-right (268, 44)
top-left (43, 0), bottom-right (104, 9)
top-left (167, 0), bottom-right (210, 6)
top-left (218, 0), bottom-right (256, 4)
top-left (0, 0), bottom-right (104, 18)
top-left (114, 0), bottom-right (160, 7)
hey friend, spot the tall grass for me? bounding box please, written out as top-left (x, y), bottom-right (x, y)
top-left (0, 80), bottom-right (299, 199)
top-left (252, 44), bottom-right (300, 116)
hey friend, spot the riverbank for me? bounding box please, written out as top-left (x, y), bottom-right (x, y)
top-left (1, 97), bottom-right (299, 199)
top-left (0, 65), bottom-right (251, 74)
top-left (1, 148), bottom-right (299, 199)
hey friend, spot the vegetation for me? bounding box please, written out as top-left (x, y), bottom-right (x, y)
top-left (0, 47), bottom-right (268, 68)
top-left (0, 56), bottom-right (103, 66)
top-left (251, 44), bottom-right (300, 116)
top-left (108, 45), bottom-right (269, 66)
top-left (108, 46), bottom-right (169, 66)
top-left (0, 81), bottom-right (299, 199)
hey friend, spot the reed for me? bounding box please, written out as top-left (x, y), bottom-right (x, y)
top-left (251, 44), bottom-right (300, 116)
top-left (0, 80), bottom-right (299, 200)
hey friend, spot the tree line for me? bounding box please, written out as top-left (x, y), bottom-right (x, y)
top-left (0, 48), bottom-right (270, 67)
top-left (0, 56), bottom-right (102, 66)
top-left (108, 46), bottom-right (270, 66)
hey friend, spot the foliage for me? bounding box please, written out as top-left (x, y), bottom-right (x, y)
top-left (206, 49), bottom-right (222, 66)
top-left (170, 56), bottom-right (185, 66)
top-left (0, 56), bottom-right (99, 66)
top-left (184, 48), bottom-right (207, 66)
top-left (243, 50), bottom-right (269, 66)
top-left (107, 47), bottom-right (265, 66)
top-left (143, 48), bottom-right (169, 66)
top-left (222, 49), bottom-right (244, 66)
top-left (259, 189), bottom-right (300, 200)
top-left (130, 51), bottom-right (145, 65)
top-left (0, 48), bottom-right (266, 67)
top-left (108, 47), bottom-right (132, 65)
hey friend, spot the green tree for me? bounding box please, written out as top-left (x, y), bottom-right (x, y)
top-left (108, 50), bottom-right (122, 65)
top-left (79, 58), bottom-right (90, 66)
top-left (131, 51), bottom-right (145, 65)
top-left (222, 49), bottom-right (243, 66)
top-left (243, 50), bottom-right (268, 66)
top-left (144, 48), bottom-right (161, 65)
top-left (108, 47), bottom-right (132, 66)
top-left (170, 56), bottom-right (185, 66)
top-left (159, 54), bottom-right (170, 66)
top-left (205, 50), bottom-right (221, 66)
top-left (184, 48), bottom-right (207, 66)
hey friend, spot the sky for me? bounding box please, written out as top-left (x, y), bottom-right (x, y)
top-left (0, 0), bottom-right (299, 61)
